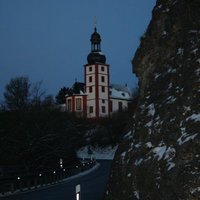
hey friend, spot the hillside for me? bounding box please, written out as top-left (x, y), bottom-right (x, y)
top-left (104, 0), bottom-right (200, 199)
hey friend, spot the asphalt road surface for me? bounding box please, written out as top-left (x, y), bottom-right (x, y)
top-left (1, 160), bottom-right (112, 200)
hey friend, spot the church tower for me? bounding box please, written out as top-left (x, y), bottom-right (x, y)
top-left (84, 27), bottom-right (110, 118)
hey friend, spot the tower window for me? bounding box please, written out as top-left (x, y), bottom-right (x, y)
top-left (89, 66), bottom-right (92, 72)
top-left (89, 76), bottom-right (92, 82)
top-left (89, 86), bottom-right (93, 93)
top-left (101, 66), bottom-right (104, 71)
top-left (89, 106), bottom-right (93, 113)
top-left (102, 86), bottom-right (105, 92)
top-left (102, 99), bottom-right (105, 103)
top-left (101, 76), bottom-right (105, 82)
top-left (102, 106), bottom-right (106, 113)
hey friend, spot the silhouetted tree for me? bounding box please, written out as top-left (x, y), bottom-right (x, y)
top-left (55, 87), bottom-right (70, 104)
top-left (4, 76), bottom-right (30, 111)
top-left (41, 95), bottom-right (55, 111)
top-left (0, 111), bottom-right (81, 172)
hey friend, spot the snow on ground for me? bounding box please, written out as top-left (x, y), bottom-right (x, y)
top-left (77, 145), bottom-right (118, 160)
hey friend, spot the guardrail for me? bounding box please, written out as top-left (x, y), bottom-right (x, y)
top-left (0, 161), bottom-right (95, 196)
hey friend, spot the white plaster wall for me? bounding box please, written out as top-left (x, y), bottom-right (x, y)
top-left (98, 74), bottom-right (108, 85)
top-left (86, 65), bottom-right (96, 101)
top-left (87, 100), bottom-right (96, 118)
top-left (98, 87), bottom-right (108, 99)
top-left (99, 99), bottom-right (109, 117)
top-left (110, 98), bottom-right (129, 113)
top-left (87, 74), bottom-right (95, 86)
top-left (86, 65), bottom-right (95, 74)
top-left (98, 65), bottom-right (108, 75)
top-left (86, 86), bottom-right (95, 99)
top-left (85, 64), bottom-right (110, 118)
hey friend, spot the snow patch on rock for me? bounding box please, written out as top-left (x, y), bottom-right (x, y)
top-left (186, 113), bottom-right (200, 122)
top-left (147, 103), bottom-right (155, 116)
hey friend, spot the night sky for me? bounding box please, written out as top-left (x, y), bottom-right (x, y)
top-left (0, 0), bottom-right (156, 101)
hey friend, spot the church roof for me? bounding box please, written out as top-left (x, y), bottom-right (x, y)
top-left (90, 27), bottom-right (101, 44)
top-left (87, 52), bottom-right (106, 64)
top-left (67, 82), bottom-right (85, 95)
top-left (110, 84), bottom-right (133, 100)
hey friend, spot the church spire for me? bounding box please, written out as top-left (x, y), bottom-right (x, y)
top-left (90, 27), bottom-right (101, 52)
top-left (87, 26), bottom-right (106, 64)
top-left (94, 16), bottom-right (97, 30)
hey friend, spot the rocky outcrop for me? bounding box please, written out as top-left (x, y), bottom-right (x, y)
top-left (105, 0), bottom-right (200, 199)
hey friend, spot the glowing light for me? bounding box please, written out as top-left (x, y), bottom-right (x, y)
top-left (76, 184), bottom-right (81, 200)
top-left (60, 158), bottom-right (63, 168)
top-left (76, 193), bottom-right (80, 200)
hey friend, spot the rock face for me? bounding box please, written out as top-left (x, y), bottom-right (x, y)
top-left (104, 0), bottom-right (200, 199)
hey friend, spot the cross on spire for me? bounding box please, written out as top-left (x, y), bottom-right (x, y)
top-left (94, 16), bottom-right (97, 29)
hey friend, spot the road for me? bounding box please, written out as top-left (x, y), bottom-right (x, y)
top-left (1, 160), bottom-right (112, 200)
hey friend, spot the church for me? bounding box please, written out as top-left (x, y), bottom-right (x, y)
top-left (65, 27), bottom-right (133, 119)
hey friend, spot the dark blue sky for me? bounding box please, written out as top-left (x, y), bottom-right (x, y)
top-left (0, 0), bottom-right (156, 101)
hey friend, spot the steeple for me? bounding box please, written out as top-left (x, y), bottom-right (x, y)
top-left (87, 27), bottom-right (106, 64)
top-left (90, 27), bottom-right (101, 52)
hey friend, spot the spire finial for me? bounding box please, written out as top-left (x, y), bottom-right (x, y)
top-left (94, 16), bottom-right (97, 31)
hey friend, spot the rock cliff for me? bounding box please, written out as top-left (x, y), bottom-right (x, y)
top-left (105, 0), bottom-right (200, 199)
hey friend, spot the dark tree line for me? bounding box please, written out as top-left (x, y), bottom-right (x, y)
top-left (2, 76), bottom-right (55, 112)
top-left (0, 76), bottom-right (138, 176)
top-left (0, 111), bottom-right (82, 173)
top-left (0, 77), bottom-right (83, 175)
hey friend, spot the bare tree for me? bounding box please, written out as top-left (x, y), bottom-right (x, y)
top-left (31, 81), bottom-right (46, 107)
